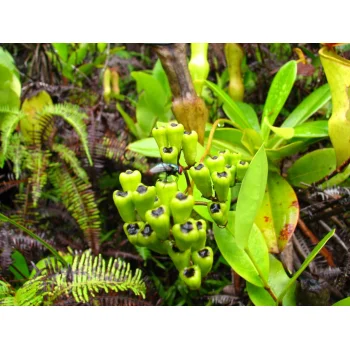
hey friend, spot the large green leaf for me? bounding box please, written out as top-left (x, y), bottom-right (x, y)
top-left (264, 118), bottom-right (294, 140)
top-left (261, 61), bottom-right (297, 140)
top-left (0, 61), bottom-right (21, 109)
top-left (320, 48), bottom-right (350, 165)
top-left (222, 100), bottom-right (260, 132)
top-left (9, 250), bottom-right (30, 280)
top-left (266, 141), bottom-right (308, 162)
top-left (333, 297), bottom-right (350, 306)
top-left (127, 138), bottom-right (160, 158)
top-left (241, 129), bottom-right (263, 155)
top-left (152, 59), bottom-right (172, 100)
top-left (214, 212), bottom-right (268, 287)
top-left (52, 43), bottom-right (69, 61)
top-left (293, 120), bottom-right (328, 138)
top-left (282, 84), bottom-right (331, 127)
top-left (131, 71), bottom-right (171, 137)
top-left (320, 163), bottom-right (350, 189)
top-left (205, 80), bottom-right (251, 130)
top-left (287, 148), bottom-right (337, 188)
top-left (134, 94), bottom-right (157, 138)
top-left (206, 127), bottom-right (243, 145)
top-left (205, 127), bottom-right (252, 160)
top-left (235, 145), bottom-right (268, 248)
top-left (234, 101), bottom-right (261, 132)
top-left (132, 71), bottom-right (169, 118)
top-left (247, 255), bottom-right (296, 306)
top-left (255, 172), bottom-right (299, 253)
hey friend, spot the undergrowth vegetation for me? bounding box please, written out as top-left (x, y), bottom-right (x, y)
top-left (0, 43), bottom-right (349, 306)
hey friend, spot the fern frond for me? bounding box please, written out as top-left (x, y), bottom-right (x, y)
top-left (0, 108), bottom-right (27, 167)
top-left (0, 280), bottom-right (15, 306)
top-left (11, 250), bottom-right (146, 306)
top-left (6, 133), bottom-right (28, 180)
top-left (49, 166), bottom-right (101, 254)
top-left (103, 135), bottom-right (148, 172)
top-left (26, 150), bottom-right (50, 207)
top-left (24, 113), bottom-right (54, 147)
top-left (42, 104), bottom-right (93, 166)
top-left (135, 246), bottom-right (151, 261)
top-left (0, 175), bottom-right (26, 195)
top-left (51, 143), bottom-right (88, 182)
top-left (10, 191), bottom-right (39, 226)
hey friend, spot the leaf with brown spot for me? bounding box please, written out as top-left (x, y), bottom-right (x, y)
top-left (255, 172), bottom-right (299, 253)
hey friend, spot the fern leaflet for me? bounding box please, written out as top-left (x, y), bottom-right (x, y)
top-left (52, 143), bottom-right (88, 182)
top-left (42, 104), bottom-right (93, 165)
top-left (1, 251), bottom-right (146, 306)
top-left (0, 108), bottom-right (27, 167)
top-left (49, 166), bottom-right (101, 254)
top-left (26, 150), bottom-right (50, 207)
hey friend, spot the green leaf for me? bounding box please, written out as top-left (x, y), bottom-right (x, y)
top-left (52, 43), bottom-right (69, 62)
top-left (9, 250), bottom-right (30, 280)
top-left (282, 84), bottom-right (331, 127)
top-left (235, 101), bottom-right (261, 132)
top-left (205, 80), bottom-right (251, 130)
top-left (0, 47), bottom-right (20, 77)
top-left (241, 129), bottom-right (263, 155)
top-left (255, 172), bottom-right (299, 253)
top-left (79, 63), bottom-right (94, 75)
top-left (152, 59), bottom-right (171, 100)
top-left (116, 103), bottom-right (139, 138)
top-left (206, 127), bottom-right (252, 160)
top-left (287, 148), bottom-right (336, 188)
top-left (135, 93), bottom-right (157, 137)
top-left (247, 255), bottom-right (296, 306)
top-left (131, 71), bottom-right (169, 119)
top-left (0, 63), bottom-right (21, 109)
top-left (333, 297), bottom-right (350, 306)
top-left (214, 218), bottom-right (264, 287)
top-left (206, 127), bottom-right (243, 145)
top-left (261, 61), bottom-right (297, 140)
top-left (68, 44), bottom-right (88, 66)
top-left (320, 163), bottom-right (350, 189)
top-left (293, 120), bottom-right (328, 138)
top-left (127, 138), bottom-right (160, 158)
top-left (244, 223), bottom-right (269, 282)
top-left (266, 141), bottom-right (308, 162)
top-left (264, 118), bottom-right (294, 139)
top-left (235, 145), bottom-right (268, 248)
top-left (277, 229), bottom-right (335, 303)
top-left (97, 43), bottom-right (107, 53)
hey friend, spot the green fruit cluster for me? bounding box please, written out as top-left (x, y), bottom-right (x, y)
top-left (113, 121), bottom-right (250, 290)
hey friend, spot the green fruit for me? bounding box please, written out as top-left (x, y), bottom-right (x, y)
top-left (180, 265), bottom-right (202, 290)
top-left (192, 247), bottom-right (213, 277)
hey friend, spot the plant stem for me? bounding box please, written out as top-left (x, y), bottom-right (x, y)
top-left (183, 169), bottom-right (193, 195)
top-left (199, 118), bottom-right (237, 163)
top-left (0, 213), bottom-right (67, 267)
top-left (194, 201), bottom-right (208, 206)
top-left (245, 247), bottom-right (279, 304)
